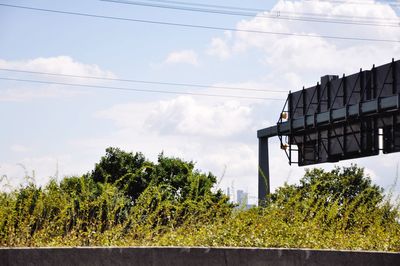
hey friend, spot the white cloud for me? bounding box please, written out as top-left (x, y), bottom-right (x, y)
top-left (0, 56), bottom-right (115, 78)
top-left (146, 96), bottom-right (252, 137)
top-left (0, 56), bottom-right (115, 102)
top-left (208, 0), bottom-right (400, 77)
top-left (96, 96), bottom-right (254, 138)
top-left (206, 37), bottom-right (231, 60)
top-left (163, 50), bottom-right (199, 66)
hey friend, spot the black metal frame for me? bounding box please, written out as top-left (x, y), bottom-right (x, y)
top-left (274, 59), bottom-right (399, 166)
top-left (257, 59), bottom-right (400, 203)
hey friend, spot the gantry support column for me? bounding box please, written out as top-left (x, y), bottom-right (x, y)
top-left (258, 137), bottom-right (270, 206)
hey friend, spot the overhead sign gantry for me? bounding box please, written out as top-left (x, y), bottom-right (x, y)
top-left (257, 59), bottom-right (400, 205)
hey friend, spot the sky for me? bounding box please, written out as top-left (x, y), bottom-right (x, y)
top-left (1, 0), bottom-right (400, 204)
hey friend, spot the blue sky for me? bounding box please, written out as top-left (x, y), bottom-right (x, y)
top-left (1, 0), bottom-right (400, 203)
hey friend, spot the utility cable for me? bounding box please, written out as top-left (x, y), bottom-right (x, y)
top-left (131, 0), bottom-right (266, 13)
top-left (305, 0), bottom-right (400, 6)
top-left (101, 0), bottom-right (400, 27)
top-left (126, 0), bottom-right (400, 22)
top-left (0, 68), bottom-right (285, 93)
top-left (0, 77), bottom-right (287, 101)
top-left (0, 3), bottom-right (399, 43)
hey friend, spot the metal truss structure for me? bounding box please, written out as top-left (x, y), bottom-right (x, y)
top-left (257, 59), bottom-right (400, 204)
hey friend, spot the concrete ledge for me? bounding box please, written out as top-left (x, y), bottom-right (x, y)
top-left (0, 247), bottom-right (399, 266)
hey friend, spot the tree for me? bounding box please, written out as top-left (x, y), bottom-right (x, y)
top-left (270, 165), bottom-right (393, 230)
top-left (90, 147), bottom-right (227, 204)
top-left (272, 165), bottom-right (383, 206)
top-left (150, 153), bottom-right (220, 201)
top-left (91, 147), bottom-right (151, 200)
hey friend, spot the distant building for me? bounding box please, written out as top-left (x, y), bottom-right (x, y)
top-left (236, 189), bottom-right (248, 207)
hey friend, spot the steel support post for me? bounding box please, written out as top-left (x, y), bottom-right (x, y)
top-left (258, 137), bottom-right (270, 206)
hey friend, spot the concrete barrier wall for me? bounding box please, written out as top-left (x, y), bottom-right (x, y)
top-left (0, 247), bottom-right (399, 266)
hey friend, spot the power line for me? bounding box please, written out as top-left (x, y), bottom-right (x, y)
top-left (130, 0), bottom-right (266, 13)
top-left (0, 68), bottom-right (285, 93)
top-left (0, 3), bottom-right (399, 43)
top-left (129, 0), bottom-right (400, 14)
top-left (101, 0), bottom-right (400, 27)
top-left (129, 0), bottom-right (400, 22)
top-left (305, 0), bottom-right (400, 6)
top-left (0, 77), bottom-right (286, 101)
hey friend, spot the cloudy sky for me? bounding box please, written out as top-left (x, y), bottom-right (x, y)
top-left (1, 0), bottom-right (400, 203)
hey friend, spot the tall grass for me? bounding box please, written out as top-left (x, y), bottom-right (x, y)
top-left (0, 167), bottom-right (399, 251)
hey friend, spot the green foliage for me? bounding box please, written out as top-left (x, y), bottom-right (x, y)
top-left (270, 165), bottom-right (391, 231)
top-left (92, 147), bottom-right (150, 199)
top-left (154, 166), bottom-right (399, 250)
top-left (0, 149), bottom-right (399, 251)
top-left (91, 148), bottom-right (225, 204)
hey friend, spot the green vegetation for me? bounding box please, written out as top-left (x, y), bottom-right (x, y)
top-left (0, 148), bottom-right (399, 251)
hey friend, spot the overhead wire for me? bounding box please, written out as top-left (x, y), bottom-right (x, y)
top-left (101, 0), bottom-right (400, 27)
top-left (0, 3), bottom-right (399, 43)
top-left (304, 0), bottom-right (400, 6)
top-left (125, 0), bottom-right (400, 22)
top-left (128, 0), bottom-right (267, 13)
top-left (0, 68), bottom-right (285, 93)
top-left (0, 77), bottom-right (286, 101)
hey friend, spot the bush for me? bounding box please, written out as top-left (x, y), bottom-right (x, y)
top-left (0, 149), bottom-right (399, 251)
